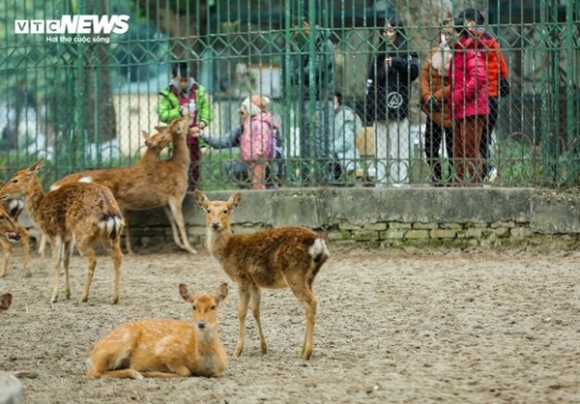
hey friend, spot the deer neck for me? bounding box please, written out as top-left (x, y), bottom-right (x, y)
top-left (24, 177), bottom-right (46, 225)
top-left (206, 227), bottom-right (235, 263)
top-left (169, 131), bottom-right (190, 169)
top-left (138, 148), bottom-right (162, 164)
top-left (195, 326), bottom-right (223, 375)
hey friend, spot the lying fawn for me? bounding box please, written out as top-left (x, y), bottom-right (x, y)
top-left (86, 282), bottom-right (229, 379)
top-left (194, 191), bottom-right (330, 360)
top-left (0, 293), bottom-right (12, 312)
top-left (0, 193), bottom-right (30, 278)
top-left (44, 129), bottom-right (172, 255)
top-left (0, 158), bottom-right (124, 304)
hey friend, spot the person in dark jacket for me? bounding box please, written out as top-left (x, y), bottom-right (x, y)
top-left (365, 16), bottom-right (419, 187)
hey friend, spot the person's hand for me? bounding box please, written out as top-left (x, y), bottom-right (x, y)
top-left (180, 105), bottom-right (189, 116)
top-left (385, 57), bottom-right (392, 67)
top-left (189, 127), bottom-right (201, 137)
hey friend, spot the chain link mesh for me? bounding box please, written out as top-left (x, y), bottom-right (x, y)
top-left (0, 1), bottom-right (578, 189)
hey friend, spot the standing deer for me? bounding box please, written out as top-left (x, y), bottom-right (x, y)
top-left (0, 159), bottom-right (124, 304)
top-left (86, 283), bottom-right (229, 379)
top-left (48, 115), bottom-right (196, 255)
top-left (43, 129), bottom-right (173, 255)
top-left (0, 293), bottom-right (12, 312)
top-left (0, 187), bottom-right (30, 278)
top-left (194, 191), bottom-right (330, 360)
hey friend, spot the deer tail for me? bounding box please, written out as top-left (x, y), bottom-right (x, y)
top-left (99, 214), bottom-right (124, 241)
top-left (309, 237), bottom-right (330, 264)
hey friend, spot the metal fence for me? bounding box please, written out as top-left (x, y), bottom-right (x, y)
top-left (1, 0), bottom-right (579, 189)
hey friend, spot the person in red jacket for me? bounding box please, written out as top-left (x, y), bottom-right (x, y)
top-left (448, 17), bottom-right (489, 185)
top-left (459, 8), bottom-right (510, 183)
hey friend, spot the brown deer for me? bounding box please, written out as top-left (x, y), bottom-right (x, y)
top-left (0, 183), bottom-right (30, 278)
top-left (86, 282), bottom-right (229, 379)
top-left (194, 191), bottom-right (330, 360)
top-left (0, 293), bottom-right (12, 312)
top-left (48, 115), bottom-right (196, 255)
top-left (0, 158), bottom-right (124, 304)
top-left (41, 129), bottom-right (173, 255)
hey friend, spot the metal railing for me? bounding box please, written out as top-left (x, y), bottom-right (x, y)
top-left (0, 0), bottom-right (579, 189)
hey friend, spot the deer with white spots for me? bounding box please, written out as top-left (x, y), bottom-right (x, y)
top-left (194, 191), bottom-right (330, 360)
top-left (86, 283), bottom-right (229, 379)
top-left (43, 129), bottom-right (173, 255)
top-left (0, 159), bottom-right (124, 304)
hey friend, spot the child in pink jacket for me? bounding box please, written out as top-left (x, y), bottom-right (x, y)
top-left (447, 17), bottom-right (489, 184)
top-left (239, 96), bottom-right (280, 189)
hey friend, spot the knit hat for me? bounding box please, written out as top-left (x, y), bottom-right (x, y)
top-left (241, 96), bottom-right (263, 116)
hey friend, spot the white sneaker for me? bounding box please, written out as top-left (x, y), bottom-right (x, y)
top-left (484, 167), bottom-right (498, 183)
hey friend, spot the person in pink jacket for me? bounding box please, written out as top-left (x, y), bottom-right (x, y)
top-left (447, 17), bottom-right (489, 185)
top-left (239, 96), bottom-right (280, 189)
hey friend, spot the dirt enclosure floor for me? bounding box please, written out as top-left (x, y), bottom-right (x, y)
top-left (1, 245), bottom-right (580, 404)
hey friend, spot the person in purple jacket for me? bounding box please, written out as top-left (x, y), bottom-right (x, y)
top-left (447, 17), bottom-right (489, 185)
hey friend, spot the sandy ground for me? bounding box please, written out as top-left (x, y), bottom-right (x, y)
top-left (1, 244), bottom-right (579, 404)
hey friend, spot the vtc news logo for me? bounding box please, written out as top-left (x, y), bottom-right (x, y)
top-left (14, 15), bottom-right (130, 35)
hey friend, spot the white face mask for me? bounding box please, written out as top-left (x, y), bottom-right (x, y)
top-left (440, 33), bottom-right (447, 46)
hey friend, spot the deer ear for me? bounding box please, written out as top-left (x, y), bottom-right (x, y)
top-left (227, 192), bottom-right (242, 210)
top-left (216, 283), bottom-right (228, 302)
top-left (154, 125), bottom-right (167, 133)
top-left (141, 130), bottom-right (150, 140)
top-left (179, 284), bottom-right (193, 303)
top-left (194, 190), bottom-right (209, 209)
top-left (28, 158), bottom-right (44, 174)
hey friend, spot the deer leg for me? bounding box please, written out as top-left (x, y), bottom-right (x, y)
top-left (80, 248), bottom-right (97, 303)
top-left (249, 286), bottom-right (268, 354)
top-left (63, 239), bottom-right (74, 300)
top-left (163, 205), bottom-right (185, 249)
top-left (289, 282), bottom-right (318, 360)
top-left (87, 367), bottom-right (144, 380)
top-left (50, 237), bottom-right (62, 303)
top-left (144, 364), bottom-right (191, 378)
top-left (122, 209), bottom-right (134, 255)
top-left (167, 200), bottom-right (198, 254)
top-left (38, 231), bottom-right (47, 257)
top-left (20, 227), bottom-right (31, 277)
top-left (110, 239), bottom-right (123, 305)
top-left (0, 239), bottom-right (11, 278)
top-left (234, 286), bottom-right (251, 357)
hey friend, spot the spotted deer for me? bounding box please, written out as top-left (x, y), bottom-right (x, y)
top-left (42, 129), bottom-right (172, 255)
top-left (194, 191), bottom-right (330, 360)
top-left (49, 115), bottom-right (196, 255)
top-left (0, 293), bottom-right (12, 312)
top-left (0, 159), bottom-right (124, 304)
top-left (0, 185), bottom-right (30, 278)
top-left (86, 283), bottom-right (229, 379)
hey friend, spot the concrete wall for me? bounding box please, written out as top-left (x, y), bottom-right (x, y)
top-left (127, 188), bottom-right (580, 251)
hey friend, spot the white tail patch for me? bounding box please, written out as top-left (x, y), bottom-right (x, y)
top-left (309, 238), bottom-right (329, 261)
top-left (98, 215), bottom-right (124, 237)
